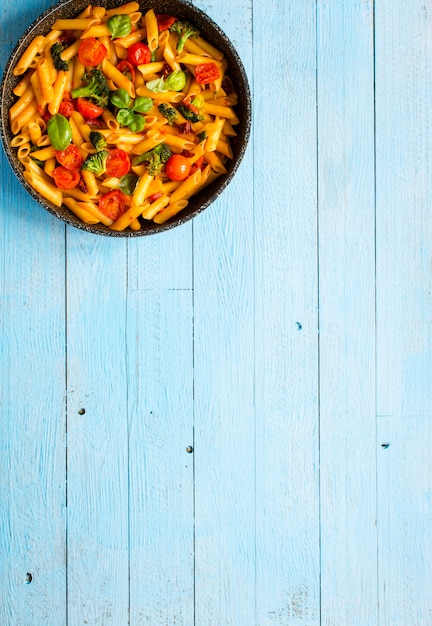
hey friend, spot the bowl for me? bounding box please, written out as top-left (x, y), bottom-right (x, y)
top-left (0, 0), bottom-right (251, 236)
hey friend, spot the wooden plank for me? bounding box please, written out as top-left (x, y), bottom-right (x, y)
top-left (317, 1), bottom-right (377, 624)
top-left (253, 0), bottom-right (320, 623)
top-left (377, 416), bottom-right (432, 624)
top-left (127, 228), bottom-right (194, 624)
top-left (0, 148), bottom-right (66, 623)
top-left (375, 0), bottom-right (432, 417)
top-left (191, 1), bottom-right (255, 623)
top-left (65, 231), bottom-right (129, 625)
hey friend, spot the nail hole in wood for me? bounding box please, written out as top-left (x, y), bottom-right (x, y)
top-left (381, 442), bottom-right (390, 449)
top-left (25, 572), bottom-right (32, 584)
top-left (296, 322), bottom-right (302, 330)
top-left (186, 446), bottom-right (193, 453)
top-left (78, 408), bottom-right (86, 415)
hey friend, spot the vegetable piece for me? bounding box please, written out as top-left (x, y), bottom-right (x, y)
top-left (119, 172), bottom-right (139, 196)
top-left (165, 70), bottom-right (187, 91)
top-left (55, 144), bottom-right (83, 171)
top-left (77, 97), bottom-right (104, 119)
top-left (116, 108), bottom-right (135, 127)
top-left (107, 14), bottom-right (132, 39)
top-left (53, 166), bottom-right (80, 189)
top-left (117, 59), bottom-right (136, 83)
top-left (169, 20), bottom-right (200, 53)
top-left (177, 103), bottom-right (203, 123)
top-left (71, 70), bottom-right (110, 107)
top-left (146, 77), bottom-right (170, 93)
top-left (81, 149), bottom-right (109, 176)
top-left (165, 154), bottom-right (191, 181)
top-left (99, 190), bottom-right (126, 220)
top-left (89, 131), bottom-right (107, 151)
top-left (50, 42), bottom-right (69, 71)
top-left (156, 14), bottom-right (176, 31)
top-left (47, 113), bottom-right (72, 150)
top-left (158, 103), bottom-right (178, 125)
top-left (132, 142), bottom-right (172, 175)
top-left (106, 149), bottom-right (131, 177)
top-left (58, 100), bottom-right (75, 117)
top-left (110, 88), bottom-right (131, 109)
top-left (77, 37), bottom-right (107, 67)
top-left (195, 62), bottom-right (220, 85)
top-left (132, 97), bottom-right (153, 114)
top-left (127, 114), bottom-right (145, 133)
top-left (127, 42), bottom-right (151, 66)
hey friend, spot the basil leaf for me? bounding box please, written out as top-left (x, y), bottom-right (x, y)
top-left (146, 78), bottom-right (170, 93)
top-left (165, 70), bottom-right (187, 92)
top-left (128, 114), bottom-right (145, 133)
top-left (47, 113), bottom-right (72, 150)
top-left (132, 96), bottom-right (153, 113)
top-left (107, 14), bottom-right (132, 39)
top-left (116, 108), bottom-right (135, 127)
top-left (111, 88), bottom-right (131, 108)
top-left (119, 172), bottom-right (139, 196)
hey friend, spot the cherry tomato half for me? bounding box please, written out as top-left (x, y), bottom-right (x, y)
top-left (58, 100), bottom-right (75, 117)
top-left (195, 62), bottom-right (220, 85)
top-left (76, 97), bottom-right (104, 119)
top-left (106, 149), bottom-right (131, 178)
top-left (55, 144), bottom-right (83, 171)
top-left (53, 166), bottom-right (80, 189)
top-left (127, 42), bottom-right (151, 66)
top-left (99, 190), bottom-right (126, 221)
top-left (155, 14), bottom-right (176, 31)
top-left (165, 154), bottom-right (191, 181)
top-left (117, 59), bottom-right (136, 83)
top-left (77, 37), bottom-right (107, 67)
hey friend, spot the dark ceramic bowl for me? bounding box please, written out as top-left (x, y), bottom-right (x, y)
top-left (0, 0), bottom-right (251, 236)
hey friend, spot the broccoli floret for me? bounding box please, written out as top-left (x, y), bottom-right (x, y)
top-left (177, 103), bottom-right (203, 123)
top-left (81, 150), bottom-right (109, 176)
top-left (132, 143), bottom-right (172, 176)
top-left (158, 103), bottom-right (178, 126)
top-left (71, 70), bottom-right (110, 107)
top-left (89, 131), bottom-right (107, 151)
top-left (50, 42), bottom-right (69, 71)
top-left (169, 20), bottom-right (200, 53)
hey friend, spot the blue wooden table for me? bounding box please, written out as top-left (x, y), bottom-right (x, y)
top-left (1, 0), bottom-right (432, 624)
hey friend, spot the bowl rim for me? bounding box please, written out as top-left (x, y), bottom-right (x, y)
top-left (0, 0), bottom-right (252, 236)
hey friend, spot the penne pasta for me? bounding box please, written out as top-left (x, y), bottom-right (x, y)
top-left (23, 170), bottom-right (63, 207)
top-left (13, 36), bottom-right (45, 76)
top-left (144, 9), bottom-right (158, 52)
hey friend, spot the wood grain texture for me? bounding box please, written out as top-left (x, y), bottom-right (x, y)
top-left (0, 147), bottom-right (66, 624)
top-left (317, 1), bottom-right (378, 624)
top-left (253, 0), bottom-right (320, 623)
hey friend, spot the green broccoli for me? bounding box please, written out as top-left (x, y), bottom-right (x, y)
top-left (158, 103), bottom-right (178, 126)
top-left (177, 103), bottom-right (204, 123)
top-left (50, 42), bottom-right (69, 71)
top-left (71, 70), bottom-right (110, 107)
top-left (132, 143), bottom-right (172, 176)
top-left (169, 20), bottom-right (200, 52)
top-left (89, 131), bottom-right (107, 151)
top-left (81, 150), bottom-right (109, 176)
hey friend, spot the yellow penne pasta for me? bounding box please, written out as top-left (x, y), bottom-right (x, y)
top-left (64, 187), bottom-right (98, 202)
top-left (153, 199), bottom-right (189, 224)
top-left (63, 197), bottom-right (100, 224)
top-left (106, 1), bottom-right (139, 16)
top-left (136, 85), bottom-right (184, 103)
top-left (92, 6), bottom-right (106, 19)
top-left (44, 156), bottom-right (56, 177)
top-left (202, 102), bottom-right (238, 121)
top-left (69, 117), bottom-right (86, 147)
top-left (80, 24), bottom-right (111, 38)
top-left (137, 61), bottom-right (164, 78)
top-left (51, 18), bottom-right (100, 30)
top-left (102, 58), bottom-right (135, 97)
top-left (9, 86), bottom-right (35, 122)
top-left (36, 58), bottom-right (54, 104)
top-left (204, 150), bottom-right (227, 173)
top-left (48, 70), bottom-right (68, 115)
top-left (170, 169), bottom-right (202, 205)
top-left (144, 9), bottom-right (158, 52)
top-left (60, 40), bottom-right (81, 62)
top-left (13, 73), bottom-right (32, 96)
top-left (72, 56), bottom-right (85, 89)
top-left (81, 170), bottom-right (100, 197)
top-left (13, 36), bottom-right (45, 76)
top-left (17, 143), bottom-right (31, 159)
top-left (29, 71), bottom-right (46, 110)
top-left (72, 199), bottom-right (113, 226)
top-left (102, 109), bottom-right (119, 130)
top-left (115, 28), bottom-right (147, 49)
top-left (215, 139), bottom-right (233, 159)
top-left (70, 111), bottom-right (91, 142)
top-left (162, 133), bottom-right (196, 152)
top-left (141, 193), bottom-right (169, 220)
top-left (129, 219), bottom-right (141, 231)
top-left (30, 145), bottom-right (56, 161)
top-left (20, 155), bottom-right (51, 179)
top-left (131, 172), bottom-right (154, 206)
top-left (191, 36), bottom-right (224, 60)
top-left (26, 121), bottom-right (42, 144)
top-left (36, 134), bottom-right (51, 147)
top-left (11, 99), bottom-right (38, 135)
top-left (163, 41), bottom-right (181, 72)
top-left (204, 117), bottom-right (225, 152)
top-left (43, 30), bottom-right (63, 47)
top-left (133, 132), bottom-right (165, 155)
top-left (23, 171), bottom-right (63, 207)
top-left (11, 133), bottom-right (30, 147)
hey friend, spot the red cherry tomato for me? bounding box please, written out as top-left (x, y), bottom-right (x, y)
top-left (155, 14), bottom-right (176, 31)
top-left (99, 190), bottom-right (126, 221)
top-left (77, 37), bottom-right (107, 67)
top-left (76, 97), bottom-right (104, 119)
top-left (55, 144), bottom-right (83, 171)
top-left (116, 59), bottom-right (136, 83)
top-left (165, 154), bottom-right (191, 181)
top-left (106, 149), bottom-right (131, 178)
top-left (195, 62), bottom-right (220, 85)
top-left (127, 42), bottom-right (151, 66)
top-left (58, 100), bottom-right (75, 117)
top-left (53, 166), bottom-right (80, 189)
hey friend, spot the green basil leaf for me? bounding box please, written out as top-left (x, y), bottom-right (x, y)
top-left (146, 77), bottom-right (170, 93)
top-left (128, 113), bottom-right (145, 133)
top-left (165, 70), bottom-right (187, 92)
top-left (132, 96), bottom-right (153, 113)
top-left (116, 108), bottom-right (135, 127)
top-left (119, 172), bottom-right (139, 196)
top-left (107, 14), bottom-right (132, 39)
top-left (111, 88), bottom-right (131, 108)
top-left (47, 113), bottom-right (72, 150)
